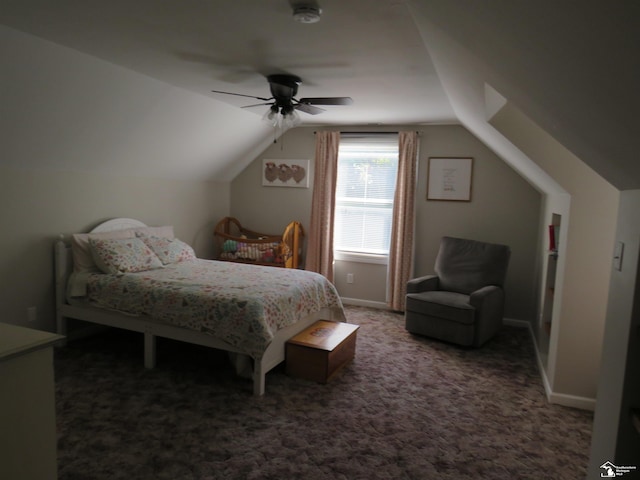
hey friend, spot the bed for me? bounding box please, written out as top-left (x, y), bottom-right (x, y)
top-left (54, 218), bottom-right (345, 395)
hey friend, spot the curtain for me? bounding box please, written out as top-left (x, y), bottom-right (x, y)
top-left (388, 131), bottom-right (419, 311)
top-left (305, 131), bottom-right (340, 281)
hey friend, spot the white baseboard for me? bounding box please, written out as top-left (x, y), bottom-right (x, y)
top-left (548, 391), bottom-right (596, 411)
top-left (340, 297), bottom-right (390, 310)
top-left (503, 317), bottom-right (530, 328)
top-left (344, 308), bottom-right (597, 410)
top-left (521, 319), bottom-right (597, 412)
top-left (536, 354), bottom-right (596, 410)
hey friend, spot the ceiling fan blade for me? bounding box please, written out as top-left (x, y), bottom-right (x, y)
top-left (211, 89), bottom-right (272, 102)
top-left (241, 102), bottom-right (275, 109)
top-left (298, 97), bottom-right (353, 106)
top-left (295, 103), bottom-right (325, 115)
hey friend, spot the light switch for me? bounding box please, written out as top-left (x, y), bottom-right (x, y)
top-left (613, 241), bottom-right (624, 271)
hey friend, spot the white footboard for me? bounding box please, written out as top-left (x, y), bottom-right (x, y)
top-left (253, 307), bottom-right (342, 395)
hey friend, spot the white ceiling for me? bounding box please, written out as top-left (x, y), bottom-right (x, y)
top-left (0, 0), bottom-right (456, 126)
top-left (1, 0), bottom-right (639, 189)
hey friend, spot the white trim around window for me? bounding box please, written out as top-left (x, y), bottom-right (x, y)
top-left (334, 250), bottom-right (389, 265)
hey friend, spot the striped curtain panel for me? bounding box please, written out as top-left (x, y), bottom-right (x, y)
top-left (305, 131), bottom-right (340, 281)
top-left (388, 131), bottom-right (419, 311)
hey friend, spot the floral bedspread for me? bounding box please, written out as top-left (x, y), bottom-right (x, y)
top-left (83, 259), bottom-right (345, 359)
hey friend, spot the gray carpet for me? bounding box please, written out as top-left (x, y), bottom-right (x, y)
top-left (55, 306), bottom-right (593, 479)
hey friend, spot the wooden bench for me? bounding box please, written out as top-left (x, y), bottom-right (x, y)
top-left (285, 320), bottom-right (359, 383)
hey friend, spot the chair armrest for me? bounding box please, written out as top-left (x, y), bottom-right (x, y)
top-left (469, 285), bottom-right (503, 308)
top-left (406, 275), bottom-right (439, 293)
top-left (469, 285), bottom-right (506, 346)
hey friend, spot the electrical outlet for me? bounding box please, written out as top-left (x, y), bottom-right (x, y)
top-left (347, 273), bottom-right (354, 284)
top-left (27, 306), bottom-right (37, 323)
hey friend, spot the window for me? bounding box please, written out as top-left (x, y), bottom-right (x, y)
top-left (334, 134), bottom-right (399, 258)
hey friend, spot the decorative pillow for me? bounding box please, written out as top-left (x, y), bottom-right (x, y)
top-left (136, 233), bottom-right (196, 265)
top-left (71, 226), bottom-right (174, 273)
top-left (89, 237), bottom-right (163, 274)
top-left (72, 229), bottom-right (136, 273)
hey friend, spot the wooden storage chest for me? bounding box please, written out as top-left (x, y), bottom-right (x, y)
top-left (285, 320), bottom-right (359, 383)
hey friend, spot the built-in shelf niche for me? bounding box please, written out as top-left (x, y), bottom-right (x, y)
top-left (540, 214), bottom-right (561, 363)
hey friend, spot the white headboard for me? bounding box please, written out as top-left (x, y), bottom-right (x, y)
top-left (55, 218), bottom-right (149, 330)
top-left (90, 218), bottom-right (147, 233)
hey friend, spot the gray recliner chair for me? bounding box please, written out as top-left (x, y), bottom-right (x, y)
top-left (405, 236), bottom-right (511, 347)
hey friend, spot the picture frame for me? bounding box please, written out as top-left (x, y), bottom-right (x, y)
top-left (427, 157), bottom-right (473, 201)
top-left (262, 159), bottom-right (310, 188)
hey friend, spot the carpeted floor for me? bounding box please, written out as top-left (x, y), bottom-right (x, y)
top-left (55, 306), bottom-right (593, 479)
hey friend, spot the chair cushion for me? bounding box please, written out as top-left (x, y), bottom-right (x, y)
top-left (435, 236), bottom-right (510, 294)
top-left (406, 291), bottom-right (475, 325)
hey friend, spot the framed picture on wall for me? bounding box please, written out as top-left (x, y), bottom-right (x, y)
top-left (427, 157), bottom-right (473, 201)
top-left (262, 159), bottom-right (310, 188)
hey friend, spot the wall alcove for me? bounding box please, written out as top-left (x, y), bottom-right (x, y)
top-left (538, 213), bottom-right (561, 368)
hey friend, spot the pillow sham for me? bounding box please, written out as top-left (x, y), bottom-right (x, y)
top-left (136, 233), bottom-right (196, 265)
top-left (71, 225), bottom-right (174, 273)
top-left (72, 229), bottom-right (136, 273)
top-left (89, 237), bottom-right (163, 274)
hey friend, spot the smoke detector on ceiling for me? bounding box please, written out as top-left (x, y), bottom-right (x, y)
top-left (292, 5), bottom-right (322, 23)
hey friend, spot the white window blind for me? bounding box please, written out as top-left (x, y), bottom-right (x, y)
top-left (334, 134), bottom-right (399, 255)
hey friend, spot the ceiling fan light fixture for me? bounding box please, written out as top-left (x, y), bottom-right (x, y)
top-left (281, 109), bottom-right (301, 129)
top-left (293, 5), bottom-right (322, 24)
top-left (213, 72), bottom-right (351, 129)
top-left (262, 105), bottom-right (280, 127)
top-left (261, 104), bottom-right (300, 130)
top-left (280, 104), bottom-right (294, 116)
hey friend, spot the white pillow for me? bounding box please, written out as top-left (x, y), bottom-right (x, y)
top-left (89, 237), bottom-right (163, 274)
top-left (136, 234), bottom-right (196, 265)
top-left (132, 225), bottom-right (175, 240)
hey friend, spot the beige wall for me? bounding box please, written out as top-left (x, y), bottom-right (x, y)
top-left (589, 190), bottom-right (640, 474)
top-left (491, 103), bottom-right (620, 402)
top-left (231, 125), bottom-right (541, 320)
top-left (230, 130), bottom-right (316, 235)
top-left (1, 27), bottom-right (234, 334)
top-left (413, 125), bottom-right (541, 320)
top-left (0, 165), bottom-right (229, 332)
top-left (1, 25), bottom-right (273, 183)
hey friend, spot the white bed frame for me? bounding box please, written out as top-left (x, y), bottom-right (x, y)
top-left (54, 218), bottom-right (338, 395)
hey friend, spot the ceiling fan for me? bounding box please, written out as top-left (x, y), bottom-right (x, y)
top-left (211, 74), bottom-right (353, 126)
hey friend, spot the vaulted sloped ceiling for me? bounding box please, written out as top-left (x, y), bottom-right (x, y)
top-left (412, 1), bottom-right (640, 191)
top-left (1, 0), bottom-right (638, 189)
top-left (0, 0), bottom-right (455, 126)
